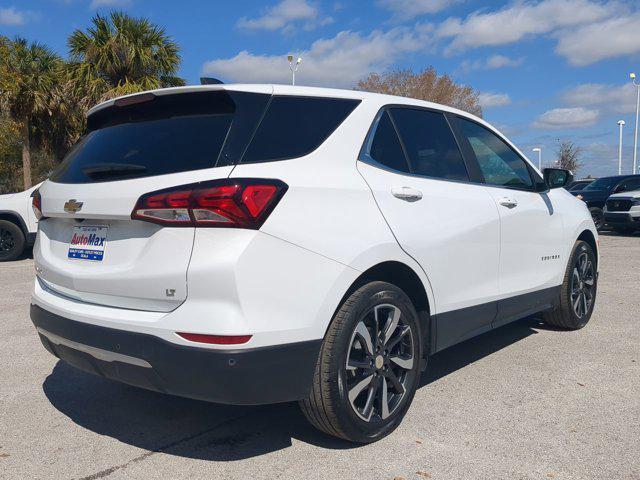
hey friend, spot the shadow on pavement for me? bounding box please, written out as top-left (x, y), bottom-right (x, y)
top-left (43, 315), bottom-right (549, 462)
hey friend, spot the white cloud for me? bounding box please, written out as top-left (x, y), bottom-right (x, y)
top-left (437, 0), bottom-right (619, 52)
top-left (533, 107), bottom-right (599, 129)
top-left (562, 83), bottom-right (637, 114)
top-left (203, 27), bottom-right (430, 88)
top-left (461, 54), bottom-right (523, 72)
top-left (0, 6), bottom-right (31, 25)
top-left (237, 0), bottom-right (331, 32)
top-left (479, 92), bottom-right (511, 108)
top-left (486, 54), bottom-right (523, 69)
top-left (90, 0), bottom-right (131, 8)
top-left (377, 0), bottom-right (460, 20)
top-left (555, 12), bottom-right (640, 66)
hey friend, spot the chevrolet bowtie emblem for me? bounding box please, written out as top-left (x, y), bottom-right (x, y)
top-left (64, 199), bottom-right (83, 214)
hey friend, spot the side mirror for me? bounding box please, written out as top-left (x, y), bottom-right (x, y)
top-left (613, 184), bottom-right (626, 193)
top-left (543, 168), bottom-right (573, 190)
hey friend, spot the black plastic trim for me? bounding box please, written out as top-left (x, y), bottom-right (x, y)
top-left (433, 286), bottom-right (560, 352)
top-left (30, 304), bottom-right (322, 405)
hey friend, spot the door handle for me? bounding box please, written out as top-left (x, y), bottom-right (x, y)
top-left (391, 186), bottom-right (423, 201)
top-left (498, 197), bottom-right (518, 209)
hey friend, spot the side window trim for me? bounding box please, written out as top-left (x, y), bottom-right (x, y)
top-left (453, 114), bottom-right (539, 192)
top-left (362, 104), bottom-right (474, 183)
top-left (385, 107), bottom-right (415, 174)
top-left (445, 112), bottom-right (485, 184)
top-left (358, 107), bottom-right (412, 174)
top-left (387, 106), bottom-right (472, 182)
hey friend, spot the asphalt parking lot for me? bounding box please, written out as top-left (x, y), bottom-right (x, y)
top-left (1, 233), bottom-right (639, 480)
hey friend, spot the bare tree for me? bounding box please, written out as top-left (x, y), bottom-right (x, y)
top-left (556, 140), bottom-right (582, 172)
top-left (356, 67), bottom-right (483, 117)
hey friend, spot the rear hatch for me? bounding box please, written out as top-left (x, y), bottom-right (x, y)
top-left (36, 87), bottom-right (272, 312)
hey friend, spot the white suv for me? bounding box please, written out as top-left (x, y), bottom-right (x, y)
top-left (0, 184), bottom-right (40, 261)
top-left (31, 85), bottom-right (598, 443)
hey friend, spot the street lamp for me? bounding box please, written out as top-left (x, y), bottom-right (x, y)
top-left (618, 120), bottom-right (626, 175)
top-left (287, 55), bottom-right (302, 86)
top-left (532, 147), bottom-right (542, 170)
top-left (631, 73), bottom-right (640, 173)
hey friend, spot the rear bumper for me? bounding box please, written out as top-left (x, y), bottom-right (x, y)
top-left (604, 212), bottom-right (640, 229)
top-left (31, 304), bottom-right (321, 405)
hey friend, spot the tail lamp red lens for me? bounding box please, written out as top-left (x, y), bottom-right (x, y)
top-left (176, 332), bottom-right (252, 345)
top-left (131, 179), bottom-right (287, 228)
top-left (31, 189), bottom-right (43, 220)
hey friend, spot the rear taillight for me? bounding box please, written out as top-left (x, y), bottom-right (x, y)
top-left (131, 179), bottom-right (287, 228)
top-left (31, 189), bottom-right (43, 220)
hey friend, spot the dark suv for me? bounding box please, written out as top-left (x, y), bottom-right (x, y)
top-left (570, 175), bottom-right (640, 229)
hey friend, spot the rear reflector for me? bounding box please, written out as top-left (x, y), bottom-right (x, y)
top-left (177, 332), bottom-right (252, 345)
top-left (131, 178), bottom-right (287, 228)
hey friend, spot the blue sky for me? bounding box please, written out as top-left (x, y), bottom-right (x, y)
top-left (2, 0), bottom-right (640, 177)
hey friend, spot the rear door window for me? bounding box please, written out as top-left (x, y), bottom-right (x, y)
top-left (242, 96), bottom-right (360, 163)
top-left (389, 108), bottom-right (469, 181)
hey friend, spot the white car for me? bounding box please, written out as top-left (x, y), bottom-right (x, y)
top-left (30, 85), bottom-right (598, 443)
top-left (604, 190), bottom-right (640, 233)
top-left (0, 184), bottom-right (40, 261)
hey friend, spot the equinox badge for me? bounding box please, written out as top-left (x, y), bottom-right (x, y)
top-left (64, 199), bottom-right (83, 214)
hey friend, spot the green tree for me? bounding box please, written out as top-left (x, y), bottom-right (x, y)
top-left (67, 11), bottom-right (185, 105)
top-left (0, 37), bottom-right (60, 189)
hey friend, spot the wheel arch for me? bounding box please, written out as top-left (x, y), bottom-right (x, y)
top-left (0, 211), bottom-right (29, 238)
top-left (333, 260), bottom-right (433, 355)
top-left (577, 228), bottom-right (598, 267)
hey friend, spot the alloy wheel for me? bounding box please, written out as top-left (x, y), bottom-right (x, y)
top-left (345, 304), bottom-right (415, 422)
top-left (570, 251), bottom-right (595, 318)
top-left (0, 228), bottom-right (15, 258)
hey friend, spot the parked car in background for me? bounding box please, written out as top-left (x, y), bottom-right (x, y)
top-left (30, 85), bottom-right (598, 443)
top-left (0, 184), bottom-right (40, 261)
top-left (604, 189), bottom-right (640, 233)
top-left (566, 178), bottom-right (596, 191)
top-left (571, 175), bottom-right (640, 229)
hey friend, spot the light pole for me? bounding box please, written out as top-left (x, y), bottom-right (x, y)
top-left (287, 55), bottom-right (302, 86)
top-left (631, 73), bottom-right (640, 173)
top-left (618, 120), bottom-right (626, 175)
top-left (532, 147), bottom-right (542, 170)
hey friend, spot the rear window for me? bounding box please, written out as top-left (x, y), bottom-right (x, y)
top-left (242, 96), bottom-right (360, 163)
top-left (51, 91), bottom-right (269, 183)
top-left (50, 92), bottom-right (359, 184)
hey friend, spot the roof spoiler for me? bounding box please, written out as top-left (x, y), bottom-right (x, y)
top-left (200, 77), bottom-right (224, 85)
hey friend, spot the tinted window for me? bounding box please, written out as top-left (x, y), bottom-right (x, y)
top-left (390, 108), bottom-right (468, 181)
top-left (52, 91), bottom-right (269, 183)
top-left (584, 177), bottom-right (619, 191)
top-left (242, 96), bottom-right (360, 163)
top-left (365, 111), bottom-right (410, 173)
top-left (459, 118), bottom-right (533, 189)
top-left (615, 178), bottom-right (640, 193)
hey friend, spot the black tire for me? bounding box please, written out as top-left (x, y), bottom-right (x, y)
top-left (299, 281), bottom-right (422, 443)
top-left (543, 240), bottom-right (597, 330)
top-left (589, 207), bottom-right (604, 230)
top-left (0, 220), bottom-right (25, 262)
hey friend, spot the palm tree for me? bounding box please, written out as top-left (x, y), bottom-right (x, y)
top-left (67, 11), bottom-right (184, 104)
top-left (0, 37), bottom-right (60, 189)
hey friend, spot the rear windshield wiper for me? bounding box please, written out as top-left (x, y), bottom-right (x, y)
top-left (82, 163), bottom-right (148, 180)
